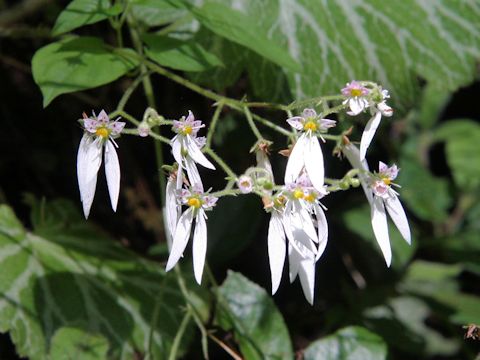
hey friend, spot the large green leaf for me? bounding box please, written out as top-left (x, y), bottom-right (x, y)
top-left (32, 37), bottom-right (138, 107)
top-left (0, 202), bottom-right (193, 359)
top-left (190, 3), bottom-right (300, 72)
top-left (143, 34), bottom-right (222, 72)
top-left (303, 326), bottom-right (387, 360)
top-left (52, 0), bottom-right (122, 36)
top-left (190, 0), bottom-right (479, 107)
top-left (216, 271), bottom-right (293, 360)
top-left (434, 119), bottom-right (480, 190)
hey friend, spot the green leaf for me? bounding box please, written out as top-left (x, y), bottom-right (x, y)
top-left (52, 0), bottom-right (122, 36)
top-left (0, 202), bottom-right (193, 359)
top-left (400, 260), bottom-right (480, 326)
top-left (189, 3), bottom-right (300, 72)
top-left (49, 327), bottom-right (109, 360)
top-left (303, 326), bottom-right (387, 360)
top-left (143, 34), bottom-right (222, 72)
top-left (396, 156), bottom-right (452, 222)
top-left (130, 0), bottom-right (187, 27)
top-left (417, 83), bottom-right (451, 129)
top-left (190, 0), bottom-right (479, 108)
top-left (216, 271), bottom-right (293, 360)
top-left (32, 37), bottom-right (138, 107)
top-left (434, 119), bottom-right (480, 190)
top-left (343, 205), bottom-right (416, 269)
top-left (188, 29), bottom-right (247, 92)
top-left (364, 297), bottom-right (459, 356)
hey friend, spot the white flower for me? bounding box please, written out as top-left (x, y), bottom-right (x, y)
top-left (359, 89), bottom-right (393, 160)
top-left (165, 186), bottom-right (217, 284)
top-left (164, 170), bottom-right (182, 246)
top-left (77, 110), bottom-right (125, 219)
top-left (266, 174), bottom-right (329, 304)
top-left (342, 146), bottom-right (410, 266)
top-left (370, 162), bottom-right (410, 266)
top-left (341, 80), bottom-right (370, 116)
top-left (171, 111), bottom-right (215, 190)
top-left (237, 175), bottom-right (254, 194)
top-left (285, 108), bottom-right (336, 191)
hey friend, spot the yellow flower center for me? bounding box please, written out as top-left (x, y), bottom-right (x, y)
top-left (293, 189), bottom-right (304, 199)
top-left (304, 193), bottom-right (316, 202)
top-left (274, 195), bottom-right (286, 208)
top-left (187, 197), bottom-right (202, 209)
top-left (382, 177), bottom-right (391, 186)
top-left (350, 88), bottom-right (363, 97)
top-left (95, 127), bottom-right (110, 139)
top-left (183, 126), bottom-right (193, 135)
top-left (303, 120), bottom-right (317, 132)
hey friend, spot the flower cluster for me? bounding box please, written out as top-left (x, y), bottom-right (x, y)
top-left (75, 81), bottom-right (410, 304)
top-left (341, 81), bottom-right (393, 160)
top-left (165, 111), bottom-right (217, 284)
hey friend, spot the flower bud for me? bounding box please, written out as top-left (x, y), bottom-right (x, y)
top-left (138, 123), bottom-right (150, 137)
top-left (339, 180), bottom-right (350, 190)
top-left (349, 178), bottom-right (361, 188)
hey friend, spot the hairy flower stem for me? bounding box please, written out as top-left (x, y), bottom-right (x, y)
top-left (206, 102), bottom-right (224, 149)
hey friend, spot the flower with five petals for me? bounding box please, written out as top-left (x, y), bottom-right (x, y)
top-left (77, 110), bottom-right (125, 218)
top-left (285, 108), bottom-right (336, 191)
top-left (166, 186), bottom-right (218, 284)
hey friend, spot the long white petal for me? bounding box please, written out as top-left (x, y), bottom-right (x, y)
top-left (185, 156), bottom-right (204, 191)
top-left (186, 136), bottom-right (215, 170)
top-left (171, 137), bottom-right (183, 166)
top-left (166, 208), bottom-right (194, 271)
top-left (165, 180), bottom-right (179, 246)
top-left (360, 111), bottom-right (382, 160)
top-left (268, 213), bottom-right (286, 294)
top-left (77, 134), bottom-right (101, 218)
top-left (371, 196), bottom-right (392, 267)
top-left (298, 258), bottom-right (316, 305)
top-left (343, 144), bottom-right (373, 204)
top-left (288, 243), bottom-right (300, 283)
top-left (304, 136), bottom-right (324, 191)
top-left (192, 210), bottom-right (207, 284)
top-left (385, 195), bottom-right (411, 244)
top-left (80, 176), bottom-right (98, 219)
top-left (296, 204), bottom-right (318, 243)
top-left (282, 210), bottom-right (309, 258)
top-left (314, 204), bottom-right (328, 261)
top-left (105, 140), bottom-right (121, 212)
top-left (284, 134), bottom-right (306, 184)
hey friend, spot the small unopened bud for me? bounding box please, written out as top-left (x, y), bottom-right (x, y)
top-left (339, 180), bottom-right (350, 190)
top-left (138, 123), bottom-right (150, 137)
top-left (350, 178), bottom-right (361, 188)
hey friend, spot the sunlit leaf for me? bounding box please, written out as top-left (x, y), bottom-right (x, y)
top-left (0, 202), bottom-right (194, 359)
top-left (191, 0), bottom-right (479, 108)
top-left (190, 3), bottom-right (300, 72)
